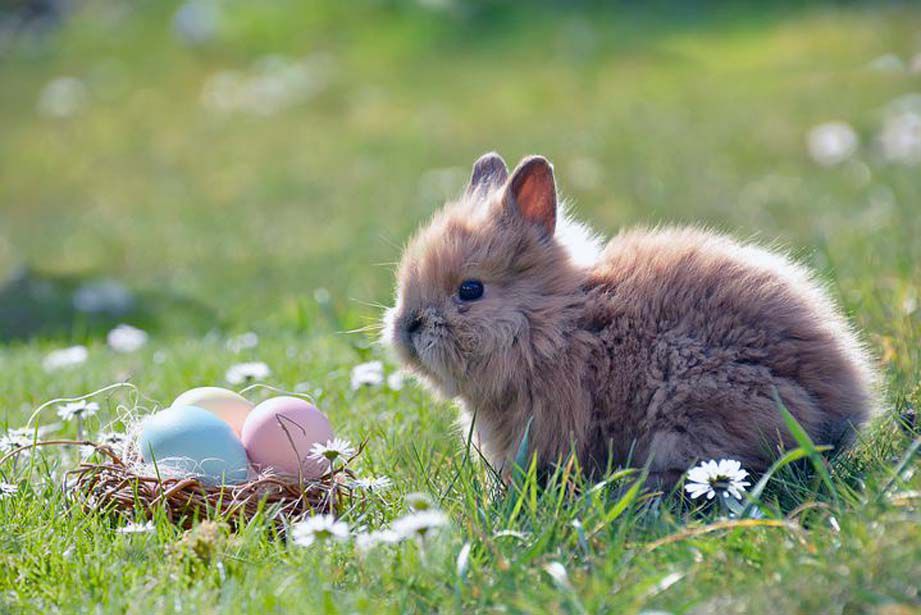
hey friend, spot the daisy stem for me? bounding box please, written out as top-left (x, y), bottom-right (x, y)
top-left (417, 536), bottom-right (428, 566)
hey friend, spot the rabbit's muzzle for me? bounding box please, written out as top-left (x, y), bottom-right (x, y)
top-left (396, 306), bottom-right (450, 360)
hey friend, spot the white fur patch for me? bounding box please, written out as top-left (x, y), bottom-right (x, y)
top-left (555, 202), bottom-right (605, 268)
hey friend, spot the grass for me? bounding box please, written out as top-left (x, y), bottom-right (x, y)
top-left (1, 1), bottom-right (920, 612)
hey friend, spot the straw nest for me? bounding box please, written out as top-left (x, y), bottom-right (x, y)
top-left (0, 439), bottom-right (361, 531)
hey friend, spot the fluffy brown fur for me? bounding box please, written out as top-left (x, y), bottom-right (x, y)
top-left (385, 153), bottom-right (878, 486)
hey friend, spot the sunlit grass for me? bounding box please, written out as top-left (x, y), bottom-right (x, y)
top-left (0, 1), bottom-right (919, 612)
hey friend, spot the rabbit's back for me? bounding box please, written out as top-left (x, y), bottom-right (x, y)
top-left (580, 227), bottom-right (877, 478)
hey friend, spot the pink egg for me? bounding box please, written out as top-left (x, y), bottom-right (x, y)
top-left (240, 396), bottom-right (333, 478)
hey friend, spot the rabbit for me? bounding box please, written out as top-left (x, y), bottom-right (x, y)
top-left (384, 152), bottom-right (878, 488)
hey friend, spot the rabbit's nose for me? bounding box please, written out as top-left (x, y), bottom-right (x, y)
top-left (405, 313), bottom-right (423, 335)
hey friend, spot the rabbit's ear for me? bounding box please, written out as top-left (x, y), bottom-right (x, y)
top-left (466, 152), bottom-right (509, 197)
top-left (505, 155), bottom-right (556, 236)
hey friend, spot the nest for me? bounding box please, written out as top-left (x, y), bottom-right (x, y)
top-left (1, 439), bottom-right (360, 531)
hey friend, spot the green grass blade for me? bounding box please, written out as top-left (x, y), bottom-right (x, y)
top-left (513, 415), bottom-right (534, 478)
top-left (590, 477), bottom-right (643, 537)
top-left (773, 388), bottom-right (840, 507)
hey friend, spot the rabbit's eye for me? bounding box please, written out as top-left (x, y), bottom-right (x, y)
top-left (457, 280), bottom-right (484, 301)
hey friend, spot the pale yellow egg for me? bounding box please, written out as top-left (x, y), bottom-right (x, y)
top-left (171, 386), bottom-right (254, 436)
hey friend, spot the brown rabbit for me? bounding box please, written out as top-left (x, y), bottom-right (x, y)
top-left (384, 152), bottom-right (878, 487)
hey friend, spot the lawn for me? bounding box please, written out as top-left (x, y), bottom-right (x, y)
top-left (0, 1), bottom-right (920, 612)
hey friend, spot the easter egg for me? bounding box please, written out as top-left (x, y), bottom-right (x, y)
top-left (240, 396), bottom-right (333, 478)
top-left (172, 386), bottom-right (253, 435)
top-left (139, 405), bottom-right (250, 485)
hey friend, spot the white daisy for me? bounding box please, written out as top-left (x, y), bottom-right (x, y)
top-left (684, 459), bottom-right (751, 501)
top-left (391, 509), bottom-right (448, 539)
top-left (0, 428), bottom-right (34, 454)
top-left (806, 121), bottom-right (858, 167)
top-left (879, 110), bottom-right (921, 164)
top-left (225, 361), bottom-right (271, 385)
top-left (226, 331), bottom-right (259, 353)
top-left (56, 400), bottom-right (100, 422)
top-left (868, 53), bottom-right (905, 73)
top-left (350, 475), bottom-right (393, 492)
top-left (116, 520), bottom-right (155, 534)
top-left (0, 482), bottom-right (18, 498)
top-left (106, 324), bottom-right (148, 353)
top-left (386, 371), bottom-right (405, 391)
top-left (354, 528), bottom-right (401, 552)
top-left (350, 361), bottom-right (383, 390)
top-left (313, 287), bottom-right (331, 304)
top-left (291, 514), bottom-right (349, 547)
top-left (405, 492), bottom-right (434, 511)
top-left (172, 0), bottom-right (220, 45)
top-left (308, 438), bottom-right (356, 464)
top-left (97, 431), bottom-right (128, 451)
top-left (543, 561), bottom-right (571, 589)
top-left (42, 345), bottom-right (88, 372)
top-left (36, 76), bottom-right (88, 118)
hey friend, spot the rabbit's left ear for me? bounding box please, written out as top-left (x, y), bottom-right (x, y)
top-left (505, 155), bottom-right (556, 236)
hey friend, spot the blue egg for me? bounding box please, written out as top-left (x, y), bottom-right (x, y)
top-left (139, 405), bottom-right (250, 486)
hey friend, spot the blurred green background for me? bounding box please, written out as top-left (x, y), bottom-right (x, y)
top-left (0, 0), bottom-right (919, 371)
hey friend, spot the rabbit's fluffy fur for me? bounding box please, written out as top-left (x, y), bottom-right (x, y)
top-left (385, 153), bottom-right (877, 485)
